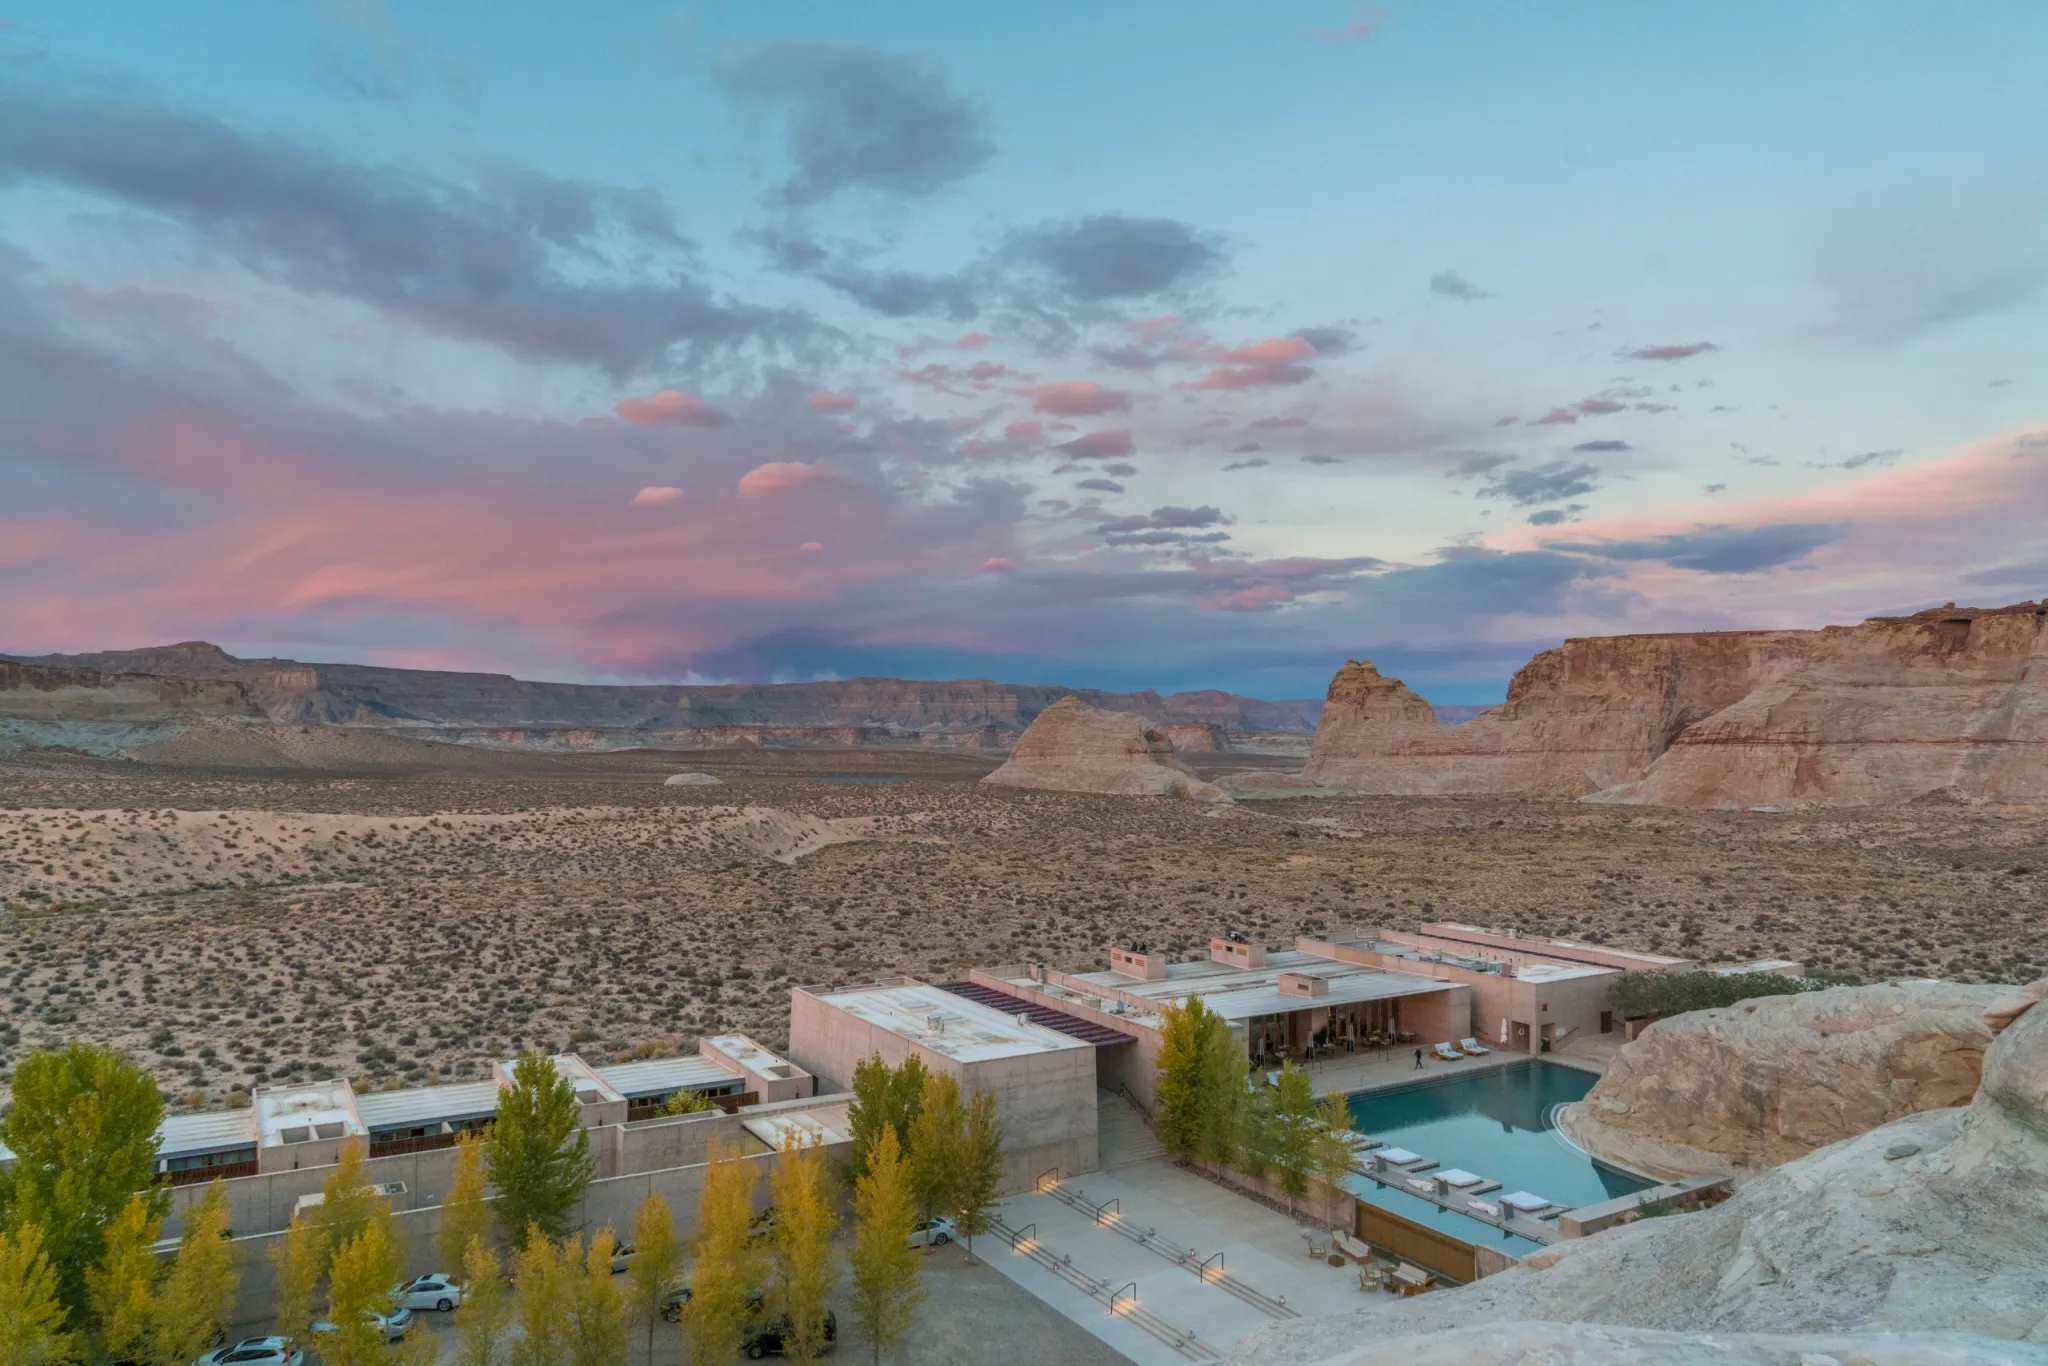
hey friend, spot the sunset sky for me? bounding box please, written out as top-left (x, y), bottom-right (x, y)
top-left (2, 1), bottom-right (2045, 701)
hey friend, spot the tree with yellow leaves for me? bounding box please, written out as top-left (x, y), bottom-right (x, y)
top-left (509, 1226), bottom-right (572, 1366)
top-left (268, 1213), bottom-right (325, 1343)
top-left (568, 1229), bottom-right (627, 1366)
top-left (438, 1131), bottom-right (492, 1274)
top-left (623, 1193), bottom-right (681, 1366)
top-left (324, 1217), bottom-right (399, 1366)
top-left (455, 1235), bottom-right (510, 1366)
top-left (85, 1193), bottom-right (160, 1364)
top-left (769, 1132), bottom-right (839, 1364)
top-left (847, 1126), bottom-right (922, 1366)
top-left (682, 1133), bottom-right (766, 1363)
top-left (312, 1140), bottom-right (384, 1258)
top-left (152, 1180), bottom-right (241, 1366)
top-left (0, 1223), bottom-right (73, 1366)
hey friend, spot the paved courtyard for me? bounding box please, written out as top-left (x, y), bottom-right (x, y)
top-left (983, 1158), bottom-right (1375, 1366)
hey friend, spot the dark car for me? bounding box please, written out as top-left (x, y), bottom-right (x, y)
top-left (662, 1284), bottom-right (765, 1323)
top-left (742, 1309), bottom-right (837, 1359)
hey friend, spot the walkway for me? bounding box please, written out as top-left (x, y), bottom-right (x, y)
top-left (1291, 1045), bottom-right (1518, 1098)
top-left (983, 1159), bottom-right (1364, 1366)
top-left (1098, 1090), bottom-right (1166, 1169)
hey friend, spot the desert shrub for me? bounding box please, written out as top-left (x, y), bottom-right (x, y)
top-left (1612, 970), bottom-right (1855, 1022)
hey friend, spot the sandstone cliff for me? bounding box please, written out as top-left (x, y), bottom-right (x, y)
top-left (2, 643), bottom-right (1319, 754)
top-left (1302, 600), bottom-right (2048, 806)
top-left (979, 696), bottom-right (1228, 801)
top-left (1233, 977), bottom-right (2048, 1364)
top-left (1559, 980), bottom-right (2034, 1179)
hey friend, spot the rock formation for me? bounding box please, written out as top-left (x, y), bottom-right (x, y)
top-left (1301, 601), bottom-right (2048, 806)
top-left (979, 696), bottom-right (1228, 801)
top-left (1559, 980), bottom-right (2034, 1179)
top-left (1273, 1322), bottom-right (2048, 1366)
top-left (662, 771), bottom-right (722, 786)
top-left (1, 643), bottom-right (1319, 757)
top-left (1232, 976), bottom-right (2048, 1364)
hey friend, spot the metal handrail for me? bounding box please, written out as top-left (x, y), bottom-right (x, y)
top-left (1197, 1250), bottom-right (1225, 1283)
top-left (1007, 1222), bottom-right (1036, 1250)
top-left (1036, 1166), bottom-right (1061, 1192)
top-left (1109, 1282), bottom-right (1138, 1316)
top-left (1116, 1081), bottom-right (1153, 1124)
top-left (1095, 1197), bottom-right (1120, 1227)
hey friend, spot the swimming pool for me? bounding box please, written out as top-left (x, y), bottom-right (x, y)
top-left (1341, 1060), bottom-right (1650, 1256)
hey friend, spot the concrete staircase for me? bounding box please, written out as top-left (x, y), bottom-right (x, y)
top-left (1097, 1088), bottom-right (1167, 1169)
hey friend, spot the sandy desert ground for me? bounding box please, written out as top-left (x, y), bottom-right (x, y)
top-left (1, 745), bottom-right (2044, 1109)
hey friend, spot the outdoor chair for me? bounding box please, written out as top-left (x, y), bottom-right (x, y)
top-left (1299, 1230), bottom-right (1329, 1259)
top-left (1459, 1037), bottom-right (1492, 1055)
top-left (1433, 1042), bottom-right (1463, 1062)
top-left (1392, 1263), bottom-right (1437, 1296)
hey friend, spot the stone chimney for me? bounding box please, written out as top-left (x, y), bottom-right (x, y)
top-left (1110, 946), bottom-right (1168, 981)
top-left (1210, 937), bottom-right (1267, 970)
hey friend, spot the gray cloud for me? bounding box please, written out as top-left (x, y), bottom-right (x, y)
top-left (1477, 460), bottom-right (1601, 507)
top-left (1055, 429), bottom-right (1135, 460)
top-left (1833, 448), bottom-right (1901, 470)
top-left (1291, 325), bottom-right (1359, 355)
top-left (1442, 451), bottom-right (1515, 479)
top-left (1098, 504), bottom-right (1230, 547)
top-left (715, 41), bottom-right (993, 206)
top-left (1074, 477), bottom-right (1124, 493)
top-left (312, 0), bottom-right (412, 101)
top-left (1617, 341), bottom-right (1718, 362)
top-left (0, 76), bottom-right (801, 376)
top-left (1547, 522), bottom-right (1840, 574)
top-left (1571, 440), bottom-right (1632, 453)
top-left (1223, 457), bottom-right (1270, 471)
top-left (1526, 504), bottom-right (1586, 526)
top-left (1008, 215), bottom-right (1225, 302)
top-left (1430, 270), bottom-right (1493, 301)
top-left (750, 227), bottom-right (977, 320)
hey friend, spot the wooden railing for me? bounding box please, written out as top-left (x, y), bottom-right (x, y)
top-left (159, 1161), bottom-right (257, 1187)
top-left (368, 1131), bottom-right (461, 1159)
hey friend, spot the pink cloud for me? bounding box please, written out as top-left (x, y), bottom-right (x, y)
top-left (955, 332), bottom-right (994, 350)
top-left (1315, 5), bottom-right (1387, 44)
top-left (1055, 430), bottom-right (1135, 460)
top-left (799, 541), bottom-right (823, 553)
top-left (897, 362), bottom-right (1019, 395)
top-left (807, 390), bottom-right (859, 413)
top-left (1004, 420), bottom-right (1043, 439)
top-left (1197, 584), bottom-right (1294, 611)
top-left (1530, 407), bottom-right (1579, 426)
top-left (737, 461), bottom-right (836, 497)
top-left (1186, 336), bottom-right (1319, 391)
top-left (614, 389), bottom-right (732, 427)
top-left (979, 557), bottom-right (1015, 573)
top-left (631, 486), bottom-right (682, 505)
top-left (1575, 396), bottom-right (1626, 415)
top-left (1016, 382), bottom-right (1134, 417)
top-left (1129, 314), bottom-right (1183, 344)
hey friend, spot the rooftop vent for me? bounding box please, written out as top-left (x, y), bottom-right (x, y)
top-left (314, 1122), bottom-right (347, 1141)
top-left (279, 1126), bottom-right (311, 1145)
top-left (575, 1088), bottom-right (603, 1105)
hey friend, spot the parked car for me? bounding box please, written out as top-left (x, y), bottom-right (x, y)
top-left (309, 1307), bottom-right (413, 1343)
top-left (747, 1206), bottom-right (779, 1242)
top-left (906, 1216), bottom-right (955, 1249)
top-left (661, 1284), bottom-right (765, 1323)
top-left (742, 1309), bottom-right (837, 1359)
top-left (194, 1338), bottom-right (304, 1366)
top-left (391, 1273), bottom-right (463, 1311)
top-left (609, 1240), bottom-right (636, 1274)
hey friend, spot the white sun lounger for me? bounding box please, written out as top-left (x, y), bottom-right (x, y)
top-left (1458, 1037), bottom-right (1492, 1055)
top-left (1433, 1042), bottom-right (1463, 1061)
top-left (1435, 1168), bottom-right (1484, 1187)
top-left (1376, 1147), bottom-right (1423, 1165)
top-left (1500, 1191), bottom-right (1553, 1213)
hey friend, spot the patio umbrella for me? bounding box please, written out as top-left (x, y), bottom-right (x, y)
top-left (1499, 1017), bottom-right (1509, 1045)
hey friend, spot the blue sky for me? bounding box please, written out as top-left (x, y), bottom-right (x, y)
top-left (2, 2), bottom-right (2045, 701)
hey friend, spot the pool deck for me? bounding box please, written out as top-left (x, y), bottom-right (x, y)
top-left (1294, 1045), bottom-right (1521, 1098)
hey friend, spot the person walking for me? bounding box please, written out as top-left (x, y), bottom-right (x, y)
top-left (1413, 1047), bottom-right (1424, 1070)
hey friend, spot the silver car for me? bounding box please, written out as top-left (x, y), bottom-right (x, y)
top-left (391, 1273), bottom-right (464, 1311)
top-left (309, 1307), bottom-right (413, 1343)
top-left (194, 1338), bottom-right (305, 1366)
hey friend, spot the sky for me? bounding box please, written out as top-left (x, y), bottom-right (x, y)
top-left (1, 2), bottom-right (2045, 702)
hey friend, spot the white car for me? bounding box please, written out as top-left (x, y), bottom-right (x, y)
top-left (195, 1338), bottom-right (304, 1366)
top-left (310, 1307), bottom-right (413, 1342)
top-left (391, 1273), bottom-right (464, 1311)
top-left (906, 1216), bottom-right (955, 1248)
top-left (609, 1241), bottom-right (637, 1274)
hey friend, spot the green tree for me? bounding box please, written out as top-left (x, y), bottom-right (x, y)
top-left (953, 1089), bottom-right (1004, 1262)
top-left (323, 1219), bottom-right (397, 1366)
top-left (0, 1043), bottom-right (167, 1317)
top-left (311, 1140), bottom-right (385, 1263)
top-left (86, 1193), bottom-right (161, 1364)
top-left (568, 1230), bottom-right (626, 1366)
top-left (486, 1055), bottom-right (596, 1246)
top-left (509, 1229), bottom-right (572, 1366)
top-left (622, 1193), bottom-right (681, 1366)
top-left (768, 1134), bottom-right (838, 1365)
top-left (847, 1126), bottom-right (922, 1366)
top-left (1265, 1064), bottom-right (1318, 1212)
top-left (905, 1072), bottom-right (966, 1238)
top-left (438, 1131), bottom-right (492, 1274)
top-left (267, 1213), bottom-right (325, 1343)
top-left (1611, 969), bottom-right (1839, 1023)
top-left (1197, 1005), bottom-right (1250, 1165)
top-left (455, 1235), bottom-right (511, 1366)
top-left (0, 1223), bottom-right (73, 1366)
top-left (682, 1134), bottom-right (765, 1365)
top-left (845, 1054), bottom-right (928, 1181)
top-left (1154, 997), bottom-right (1246, 1165)
top-left (658, 1088), bottom-right (720, 1116)
top-left (152, 1180), bottom-right (241, 1366)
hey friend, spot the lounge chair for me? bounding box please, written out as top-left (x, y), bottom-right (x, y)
top-left (1458, 1037), bottom-right (1492, 1055)
top-left (1433, 1042), bottom-right (1462, 1062)
top-left (1299, 1230), bottom-right (1328, 1259)
top-left (1334, 1231), bottom-right (1371, 1262)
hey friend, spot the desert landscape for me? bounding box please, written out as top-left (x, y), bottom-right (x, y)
top-left (2, 735), bottom-right (2043, 1112)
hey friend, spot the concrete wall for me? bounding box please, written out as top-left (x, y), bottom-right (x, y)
top-left (787, 987), bottom-right (1098, 1192)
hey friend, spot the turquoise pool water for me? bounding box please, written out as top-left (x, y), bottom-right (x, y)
top-left (1341, 1060), bottom-right (1650, 1256)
